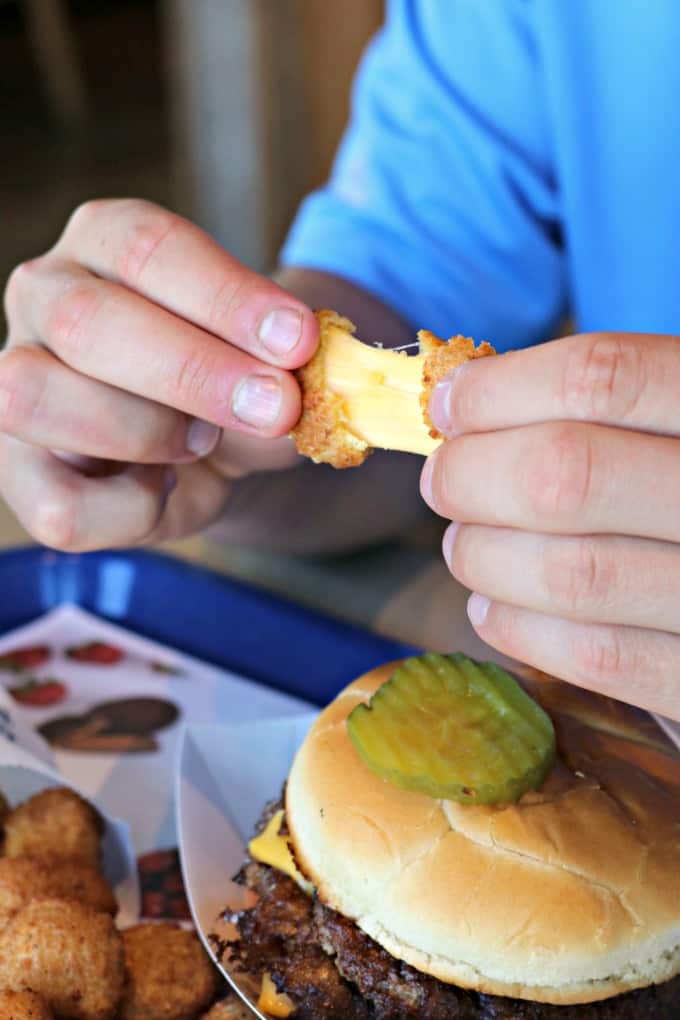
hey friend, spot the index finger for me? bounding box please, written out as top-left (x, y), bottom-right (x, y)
top-left (56, 198), bottom-right (318, 369)
top-left (429, 331), bottom-right (680, 437)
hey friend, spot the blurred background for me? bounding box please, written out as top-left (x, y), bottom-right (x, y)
top-left (0, 0), bottom-right (382, 311)
top-left (0, 0), bottom-right (474, 652)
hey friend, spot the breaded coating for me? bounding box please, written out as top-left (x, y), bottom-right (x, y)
top-left (293, 310), bottom-right (370, 468)
top-left (200, 997), bottom-right (251, 1020)
top-left (0, 899), bottom-right (124, 1020)
top-left (120, 924), bottom-right (221, 1020)
top-left (3, 788), bottom-right (102, 867)
top-left (418, 329), bottom-right (495, 438)
top-left (0, 857), bottom-right (117, 930)
top-left (292, 309), bottom-right (495, 468)
top-left (39, 857), bottom-right (116, 915)
top-left (0, 989), bottom-right (53, 1019)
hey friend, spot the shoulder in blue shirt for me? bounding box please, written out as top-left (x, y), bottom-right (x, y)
top-left (281, 0), bottom-right (680, 351)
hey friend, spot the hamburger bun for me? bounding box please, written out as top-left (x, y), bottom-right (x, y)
top-left (286, 662), bottom-right (680, 1005)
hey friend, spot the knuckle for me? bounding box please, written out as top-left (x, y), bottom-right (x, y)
top-left (574, 626), bottom-right (625, 688)
top-left (30, 486), bottom-right (79, 552)
top-left (563, 334), bottom-right (646, 422)
top-left (542, 539), bottom-right (613, 614)
top-left (165, 348), bottom-right (219, 409)
top-left (208, 275), bottom-right (248, 336)
top-left (113, 202), bottom-right (178, 285)
top-left (3, 259), bottom-right (39, 322)
top-left (0, 348), bottom-right (40, 435)
top-left (45, 281), bottom-right (102, 355)
top-left (522, 423), bottom-right (593, 520)
top-left (64, 198), bottom-right (109, 238)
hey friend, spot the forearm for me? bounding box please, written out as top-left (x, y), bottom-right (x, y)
top-left (209, 449), bottom-right (429, 556)
top-left (212, 268), bottom-right (432, 555)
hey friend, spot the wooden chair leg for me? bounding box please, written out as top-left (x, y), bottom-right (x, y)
top-left (22, 0), bottom-right (88, 125)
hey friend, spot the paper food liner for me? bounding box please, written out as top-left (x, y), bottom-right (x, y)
top-left (177, 716), bottom-right (316, 1017)
top-left (0, 688), bottom-right (140, 926)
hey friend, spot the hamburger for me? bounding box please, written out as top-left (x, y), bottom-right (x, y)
top-left (217, 659), bottom-right (680, 1018)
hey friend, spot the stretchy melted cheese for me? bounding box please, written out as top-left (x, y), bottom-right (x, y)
top-left (292, 310), bottom-right (495, 468)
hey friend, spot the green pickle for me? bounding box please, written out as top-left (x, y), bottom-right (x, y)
top-left (347, 653), bottom-right (556, 805)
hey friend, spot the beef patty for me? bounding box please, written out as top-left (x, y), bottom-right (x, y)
top-left (220, 808), bottom-right (678, 1019)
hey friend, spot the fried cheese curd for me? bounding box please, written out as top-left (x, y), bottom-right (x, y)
top-left (0, 857), bottom-right (117, 930)
top-left (0, 899), bottom-right (124, 1020)
top-left (3, 789), bottom-right (102, 867)
top-left (120, 924), bottom-right (221, 1020)
top-left (0, 989), bottom-right (53, 1020)
top-left (292, 310), bottom-right (495, 468)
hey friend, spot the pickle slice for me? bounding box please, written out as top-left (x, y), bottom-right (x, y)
top-left (347, 653), bottom-right (556, 804)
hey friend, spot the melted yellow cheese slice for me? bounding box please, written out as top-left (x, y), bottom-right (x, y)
top-left (248, 809), bottom-right (313, 894)
top-left (258, 972), bottom-right (295, 1017)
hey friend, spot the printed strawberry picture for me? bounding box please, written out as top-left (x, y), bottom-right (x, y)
top-left (0, 645), bottom-right (51, 672)
top-left (9, 677), bottom-right (68, 708)
top-left (138, 848), bottom-right (191, 921)
top-left (66, 641), bottom-right (124, 665)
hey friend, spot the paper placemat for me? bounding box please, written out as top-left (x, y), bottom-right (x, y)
top-left (0, 604), bottom-right (311, 922)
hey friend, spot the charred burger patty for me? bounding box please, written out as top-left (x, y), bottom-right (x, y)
top-left (222, 808), bottom-right (679, 1020)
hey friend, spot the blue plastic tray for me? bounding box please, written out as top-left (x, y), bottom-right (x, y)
top-left (0, 547), bottom-right (416, 706)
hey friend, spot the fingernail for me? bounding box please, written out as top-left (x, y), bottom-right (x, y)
top-left (232, 374), bottom-right (283, 428)
top-left (467, 592), bottom-right (491, 628)
top-left (442, 522), bottom-right (460, 565)
top-left (258, 308), bottom-right (302, 356)
top-left (420, 456), bottom-right (435, 506)
top-left (187, 418), bottom-right (221, 457)
top-left (429, 365), bottom-right (467, 436)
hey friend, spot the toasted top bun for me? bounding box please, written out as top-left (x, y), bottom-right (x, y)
top-left (286, 662), bottom-right (680, 1005)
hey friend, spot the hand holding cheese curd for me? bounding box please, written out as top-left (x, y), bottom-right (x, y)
top-left (0, 199), bottom-right (319, 551)
top-left (1, 200), bottom-right (425, 555)
top-left (422, 332), bottom-right (680, 721)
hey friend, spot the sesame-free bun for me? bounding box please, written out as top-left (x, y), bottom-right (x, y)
top-left (286, 662), bottom-right (680, 1005)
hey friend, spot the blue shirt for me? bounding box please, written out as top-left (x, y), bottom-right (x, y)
top-left (281, 0), bottom-right (680, 352)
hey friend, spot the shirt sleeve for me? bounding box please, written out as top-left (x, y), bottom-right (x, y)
top-left (280, 0), bottom-right (566, 352)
